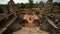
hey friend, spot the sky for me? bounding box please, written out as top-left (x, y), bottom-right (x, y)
top-left (0, 0), bottom-right (60, 4)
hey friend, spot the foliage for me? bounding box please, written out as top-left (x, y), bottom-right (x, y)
top-left (53, 2), bottom-right (60, 6)
top-left (0, 5), bottom-right (3, 13)
top-left (16, 3), bottom-right (38, 8)
top-left (29, 0), bottom-right (34, 8)
top-left (16, 0), bottom-right (39, 8)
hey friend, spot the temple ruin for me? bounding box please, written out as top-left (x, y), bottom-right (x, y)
top-left (0, 0), bottom-right (60, 34)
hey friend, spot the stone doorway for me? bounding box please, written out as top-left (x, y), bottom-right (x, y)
top-left (23, 14), bottom-right (39, 27)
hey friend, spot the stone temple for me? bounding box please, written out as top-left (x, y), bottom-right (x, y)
top-left (0, 0), bottom-right (60, 34)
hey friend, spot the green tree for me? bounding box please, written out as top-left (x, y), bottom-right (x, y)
top-left (29, 0), bottom-right (33, 8)
top-left (53, 2), bottom-right (60, 6)
top-left (0, 5), bottom-right (3, 13)
top-left (20, 3), bottom-right (25, 8)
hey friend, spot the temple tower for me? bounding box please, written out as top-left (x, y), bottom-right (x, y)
top-left (45, 0), bottom-right (53, 13)
top-left (8, 0), bottom-right (18, 16)
top-left (39, 0), bottom-right (44, 9)
top-left (8, 0), bottom-right (15, 9)
top-left (39, 0), bottom-right (45, 18)
top-left (48, 0), bottom-right (52, 2)
top-left (46, 0), bottom-right (53, 5)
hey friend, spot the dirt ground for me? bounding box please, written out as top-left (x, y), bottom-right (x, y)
top-left (13, 27), bottom-right (50, 34)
